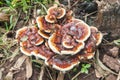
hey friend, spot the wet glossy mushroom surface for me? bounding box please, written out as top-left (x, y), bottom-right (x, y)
top-left (16, 5), bottom-right (103, 72)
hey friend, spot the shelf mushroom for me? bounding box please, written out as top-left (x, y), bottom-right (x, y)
top-left (16, 5), bottom-right (103, 72)
top-left (48, 19), bottom-right (91, 55)
top-left (45, 5), bottom-right (66, 23)
top-left (36, 16), bottom-right (53, 32)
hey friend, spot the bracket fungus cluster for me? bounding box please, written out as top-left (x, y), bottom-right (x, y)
top-left (16, 5), bottom-right (103, 72)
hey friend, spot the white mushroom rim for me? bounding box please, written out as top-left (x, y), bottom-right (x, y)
top-left (75, 21), bottom-right (91, 42)
top-left (45, 60), bottom-right (80, 72)
top-left (90, 26), bottom-right (103, 46)
top-left (60, 42), bottom-right (85, 55)
top-left (52, 61), bottom-right (80, 72)
top-left (48, 32), bottom-right (85, 55)
top-left (15, 27), bottom-right (28, 39)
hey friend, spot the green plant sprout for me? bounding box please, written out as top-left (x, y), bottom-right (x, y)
top-left (80, 63), bottom-right (91, 74)
top-left (5, 15), bottom-right (14, 31)
top-left (113, 39), bottom-right (120, 46)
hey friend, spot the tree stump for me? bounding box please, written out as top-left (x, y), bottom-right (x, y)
top-left (96, 0), bottom-right (120, 39)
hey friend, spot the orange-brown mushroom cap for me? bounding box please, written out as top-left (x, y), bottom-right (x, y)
top-left (36, 16), bottom-right (53, 32)
top-left (47, 6), bottom-right (66, 19)
top-left (48, 31), bottom-right (85, 55)
top-left (82, 37), bottom-right (96, 59)
top-left (31, 44), bottom-right (55, 60)
top-left (45, 14), bottom-right (56, 23)
top-left (78, 26), bottom-right (102, 59)
top-left (20, 41), bottom-right (37, 56)
top-left (62, 21), bottom-right (91, 43)
top-left (46, 55), bottom-right (80, 72)
top-left (16, 26), bottom-right (44, 45)
top-left (16, 26), bottom-right (44, 55)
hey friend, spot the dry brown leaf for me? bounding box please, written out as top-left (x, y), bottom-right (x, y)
top-left (25, 57), bottom-right (32, 79)
top-left (4, 72), bottom-right (13, 80)
top-left (0, 68), bottom-right (4, 79)
top-left (10, 55), bottom-right (27, 71)
top-left (5, 55), bottom-right (28, 80)
top-left (95, 69), bottom-right (103, 78)
top-left (109, 47), bottom-right (119, 57)
top-left (0, 13), bottom-right (9, 21)
top-left (10, 47), bottom-right (19, 62)
top-left (94, 65), bottom-right (109, 78)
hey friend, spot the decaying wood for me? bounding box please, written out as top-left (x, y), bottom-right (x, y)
top-left (96, 0), bottom-right (120, 38)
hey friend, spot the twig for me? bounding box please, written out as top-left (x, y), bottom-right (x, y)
top-left (71, 71), bottom-right (81, 80)
top-left (12, 10), bottom-right (22, 30)
top-left (39, 2), bottom-right (48, 14)
top-left (33, 5), bottom-right (37, 18)
top-left (39, 64), bottom-right (45, 80)
top-left (46, 67), bottom-right (54, 80)
top-left (57, 71), bottom-right (65, 80)
top-left (117, 71), bottom-right (120, 80)
top-left (67, 0), bottom-right (71, 9)
top-left (84, 11), bottom-right (97, 22)
top-left (70, 0), bottom-right (80, 9)
top-left (83, 71), bottom-right (94, 79)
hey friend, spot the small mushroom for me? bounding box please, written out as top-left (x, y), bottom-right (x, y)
top-left (16, 26), bottom-right (44, 56)
top-left (16, 26), bottom-right (44, 45)
top-left (47, 5), bottom-right (66, 19)
top-left (36, 16), bottom-right (52, 32)
top-left (45, 55), bottom-right (80, 72)
top-left (36, 16), bottom-right (62, 39)
top-left (45, 14), bottom-right (56, 23)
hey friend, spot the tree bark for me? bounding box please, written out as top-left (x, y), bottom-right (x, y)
top-left (96, 0), bottom-right (120, 39)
